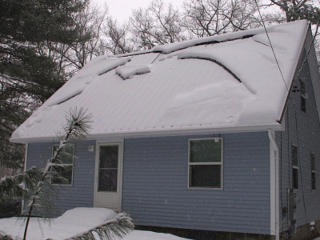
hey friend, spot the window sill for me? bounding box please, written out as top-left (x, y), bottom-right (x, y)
top-left (188, 186), bottom-right (223, 190)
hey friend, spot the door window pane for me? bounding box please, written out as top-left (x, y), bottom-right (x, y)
top-left (98, 169), bottom-right (117, 192)
top-left (99, 146), bottom-right (118, 168)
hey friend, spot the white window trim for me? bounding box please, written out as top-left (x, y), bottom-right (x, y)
top-left (188, 137), bottom-right (223, 190)
top-left (50, 144), bottom-right (75, 186)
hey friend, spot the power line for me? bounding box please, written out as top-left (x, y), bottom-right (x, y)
top-left (253, 0), bottom-right (289, 91)
top-left (296, 21), bottom-right (320, 79)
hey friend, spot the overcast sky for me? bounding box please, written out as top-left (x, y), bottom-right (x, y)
top-left (91, 0), bottom-right (185, 23)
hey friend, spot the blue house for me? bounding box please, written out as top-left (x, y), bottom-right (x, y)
top-left (11, 20), bottom-right (320, 240)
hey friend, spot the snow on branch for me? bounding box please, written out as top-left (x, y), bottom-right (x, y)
top-left (67, 213), bottom-right (134, 240)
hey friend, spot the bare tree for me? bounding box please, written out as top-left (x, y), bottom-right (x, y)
top-left (130, 0), bottom-right (186, 49)
top-left (101, 18), bottom-right (133, 55)
top-left (183, 0), bottom-right (260, 38)
top-left (269, 0), bottom-right (320, 24)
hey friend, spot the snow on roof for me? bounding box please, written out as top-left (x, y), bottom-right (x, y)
top-left (11, 20), bottom-right (309, 143)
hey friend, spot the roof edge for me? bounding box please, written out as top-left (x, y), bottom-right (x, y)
top-left (278, 20), bottom-right (309, 123)
top-left (11, 123), bottom-right (284, 144)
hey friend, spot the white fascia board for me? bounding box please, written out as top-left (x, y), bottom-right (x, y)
top-left (11, 123), bottom-right (284, 143)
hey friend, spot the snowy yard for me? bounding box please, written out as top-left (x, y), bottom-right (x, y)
top-left (1, 207), bottom-right (319, 240)
top-left (0, 208), bottom-right (189, 240)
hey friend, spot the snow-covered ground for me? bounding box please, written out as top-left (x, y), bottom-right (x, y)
top-left (0, 208), bottom-right (189, 240)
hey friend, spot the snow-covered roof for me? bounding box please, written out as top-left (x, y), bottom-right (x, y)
top-left (11, 20), bottom-right (309, 143)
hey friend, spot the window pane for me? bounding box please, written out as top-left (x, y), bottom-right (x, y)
top-left (98, 169), bottom-right (117, 192)
top-left (190, 139), bottom-right (221, 163)
top-left (292, 168), bottom-right (298, 189)
top-left (311, 154), bottom-right (316, 170)
top-left (292, 146), bottom-right (298, 166)
top-left (312, 172), bottom-right (316, 190)
top-left (190, 165), bottom-right (221, 188)
top-left (301, 96), bottom-right (306, 112)
top-left (51, 166), bottom-right (72, 184)
top-left (53, 144), bottom-right (74, 164)
top-left (99, 146), bottom-right (118, 168)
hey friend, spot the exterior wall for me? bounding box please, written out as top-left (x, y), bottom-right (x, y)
top-left (26, 133), bottom-right (271, 234)
top-left (26, 140), bottom-right (96, 216)
top-left (122, 132), bottom-right (271, 234)
top-left (276, 48), bottom-right (320, 233)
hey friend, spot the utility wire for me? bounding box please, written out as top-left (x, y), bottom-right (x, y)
top-left (253, 0), bottom-right (289, 91)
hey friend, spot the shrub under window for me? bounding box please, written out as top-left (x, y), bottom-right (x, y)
top-left (189, 138), bottom-right (222, 188)
top-left (51, 144), bottom-right (74, 185)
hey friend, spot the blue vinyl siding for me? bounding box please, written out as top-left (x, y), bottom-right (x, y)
top-left (122, 132), bottom-right (270, 234)
top-left (276, 44), bottom-right (320, 231)
top-left (26, 140), bottom-right (96, 217)
top-left (26, 134), bottom-right (270, 234)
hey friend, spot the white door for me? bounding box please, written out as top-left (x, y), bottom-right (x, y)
top-left (94, 142), bottom-right (123, 211)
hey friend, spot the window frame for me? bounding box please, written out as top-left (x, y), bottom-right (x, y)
top-left (50, 144), bottom-right (75, 186)
top-left (291, 145), bottom-right (299, 190)
top-left (188, 137), bottom-right (223, 190)
top-left (311, 153), bottom-right (316, 190)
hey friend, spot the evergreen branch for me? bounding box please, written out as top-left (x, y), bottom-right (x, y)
top-left (68, 213), bottom-right (134, 240)
top-left (22, 107), bottom-right (91, 240)
top-left (0, 167), bottom-right (42, 202)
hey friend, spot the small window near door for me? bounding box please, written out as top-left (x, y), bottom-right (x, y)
top-left (292, 145), bottom-right (299, 190)
top-left (51, 144), bottom-right (74, 185)
top-left (98, 145), bottom-right (119, 192)
top-left (311, 153), bottom-right (316, 190)
top-left (188, 138), bottom-right (223, 189)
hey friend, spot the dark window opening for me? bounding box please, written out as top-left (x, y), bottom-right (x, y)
top-left (292, 145), bottom-right (298, 190)
top-left (300, 80), bottom-right (306, 112)
top-left (311, 153), bottom-right (316, 190)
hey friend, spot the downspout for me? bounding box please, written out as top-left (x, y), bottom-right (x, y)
top-left (268, 130), bottom-right (280, 240)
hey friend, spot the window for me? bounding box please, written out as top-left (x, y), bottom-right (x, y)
top-left (51, 144), bottom-right (74, 185)
top-left (300, 80), bottom-right (306, 112)
top-left (188, 138), bottom-right (222, 188)
top-left (292, 145), bottom-right (299, 190)
top-left (311, 153), bottom-right (316, 190)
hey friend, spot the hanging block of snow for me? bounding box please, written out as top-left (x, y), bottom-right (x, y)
top-left (177, 52), bottom-right (242, 83)
top-left (97, 58), bottom-right (131, 76)
top-left (116, 65), bottom-right (151, 80)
